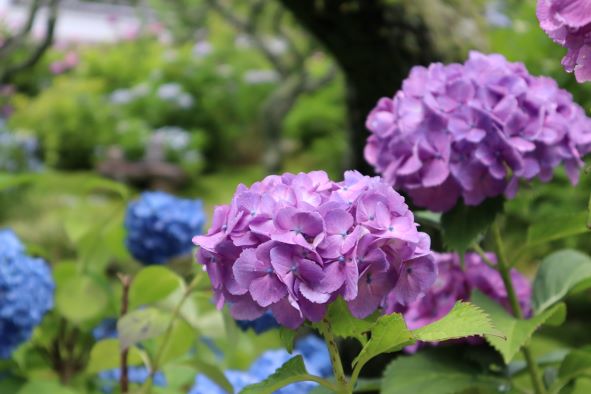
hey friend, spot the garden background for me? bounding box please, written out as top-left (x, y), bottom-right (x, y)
top-left (1, 0), bottom-right (591, 393)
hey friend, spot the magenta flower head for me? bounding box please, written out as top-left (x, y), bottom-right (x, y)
top-left (365, 51), bottom-right (591, 212)
top-left (392, 251), bottom-right (531, 352)
top-left (537, 0), bottom-right (591, 82)
top-left (193, 171), bottom-right (435, 328)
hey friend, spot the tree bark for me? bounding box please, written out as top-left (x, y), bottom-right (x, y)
top-left (277, 0), bottom-right (443, 174)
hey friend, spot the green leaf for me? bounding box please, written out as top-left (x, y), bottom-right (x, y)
top-left (55, 275), bottom-right (109, 323)
top-left (472, 291), bottom-right (566, 363)
top-left (0, 173), bottom-right (36, 191)
top-left (320, 298), bottom-right (376, 342)
top-left (155, 318), bottom-right (195, 366)
top-left (240, 355), bottom-right (311, 394)
top-left (532, 249), bottom-right (591, 313)
top-left (17, 381), bottom-right (77, 394)
top-left (381, 348), bottom-right (507, 394)
top-left (413, 301), bottom-right (502, 342)
top-left (352, 314), bottom-right (414, 369)
top-left (191, 359), bottom-right (235, 394)
top-left (85, 339), bottom-right (145, 374)
top-left (129, 266), bottom-right (183, 310)
top-left (279, 327), bottom-right (296, 354)
top-left (549, 347), bottom-right (591, 394)
top-left (118, 308), bottom-right (169, 350)
top-left (526, 212), bottom-right (589, 247)
top-left (440, 198), bottom-right (503, 254)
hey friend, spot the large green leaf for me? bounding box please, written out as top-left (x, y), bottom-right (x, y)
top-left (472, 291), bottom-right (566, 363)
top-left (55, 275), bottom-right (109, 323)
top-left (440, 198), bottom-right (503, 254)
top-left (154, 318), bottom-right (195, 366)
top-left (85, 339), bottom-right (145, 374)
top-left (352, 314), bottom-right (414, 369)
top-left (279, 327), bottom-right (296, 354)
top-left (118, 308), bottom-right (169, 350)
top-left (532, 249), bottom-right (591, 313)
top-left (240, 355), bottom-right (312, 394)
top-left (381, 348), bottom-right (507, 394)
top-left (320, 298), bottom-right (376, 342)
top-left (129, 266), bottom-right (183, 310)
top-left (526, 212), bottom-right (589, 247)
top-left (413, 301), bottom-right (502, 342)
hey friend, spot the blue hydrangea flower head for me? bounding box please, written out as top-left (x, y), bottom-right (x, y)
top-left (236, 311), bottom-right (280, 334)
top-left (125, 191), bottom-right (206, 264)
top-left (97, 367), bottom-right (166, 393)
top-left (0, 229), bottom-right (54, 359)
top-left (92, 318), bottom-right (118, 341)
top-left (189, 335), bottom-right (332, 394)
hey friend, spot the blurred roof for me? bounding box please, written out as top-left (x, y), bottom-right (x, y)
top-left (0, 0), bottom-right (154, 43)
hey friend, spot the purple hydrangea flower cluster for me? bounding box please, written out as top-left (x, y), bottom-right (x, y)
top-left (537, 0), bottom-right (591, 82)
top-left (365, 51), bottom-right (591, 212)
top-left (193, 171), bottom-right (434, 328)
top-left (392, 251), bottom-right (531, 351)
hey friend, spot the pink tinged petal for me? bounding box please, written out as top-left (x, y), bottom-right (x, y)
top-left (324, 209), bottom-right (354, 235)
top-left (233, 249), bottom-right (264, 286)
top-left (554, 0), bottom-right (591, 28)
top-left (299, 282), bottom-right (331, 303)
top-left (271, 298), bottom-right (304, 329)
top-left (298, 297), bottom-right (327, 322)
top-left (575, 45), bottom-right (591, 82)
top-left (249, 275), bottom-right (287, 307)
top-left (318, 235), bottom-right (344, 259)
top-left (269, 245), bottom-right (294, 276)
top-left (193, 232), bottom-right (226, 252)
top-left (509, 137), bottom-right (536, 152)
top-left (297, 259), bottom-right (325, 286)
top-left (466, 128), bottom-right (486, 143)
top-left (397, 152), bottom-right (422, 175)
top-left (319, 261), bottom-right (347, 293)
top-left (275, 207), bottom-right (298, 231)
top-left (347, 271), bottom-right (391, 318)
top-left (421, 159), bottom-right (450, 187)
top-left (504, 177), bottom-right (519, 199)
top-left (375, 201), bottom-right (391, 229)
top-left (236, 192), bottom-right (260, 215)
top-left (343, 261), bottom-right (360, 301)
top-left (229, 297), bottom-right (265, 320)
top-left (395, 255), bottom-right (437, 305)
top-left (293, 212), bottom-right (325, 236)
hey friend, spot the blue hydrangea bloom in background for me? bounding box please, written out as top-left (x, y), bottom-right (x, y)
top-left (189, 335), bottom-right (332, 394)
top-left (125, 191), bottom-right (205, 264)
top-left (236, 311), bottom-right (280, 334)
top-left (97, 367), bottom-right (166, 394)
top-left (0, 229), bottom-right (54, 359)
top-left (92, 318), bottom-right (118, 341)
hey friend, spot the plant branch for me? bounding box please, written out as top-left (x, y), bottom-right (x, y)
top-left (470, 243), bottom-right (498, 270)
top-left (0, 0), bottom-right (41, 57)
top-left (317, 318), bottom-right (349, 393)
top-left (492, 220), bottom-right (547, 394)
top-left (304, 63), bottom-right (337, 92)
top-left (1, 0), bottom-right (60, 83)
top-left (118, 274), bottom-right (132, 394)
top-left (205, 0), bottom-right (288, 75)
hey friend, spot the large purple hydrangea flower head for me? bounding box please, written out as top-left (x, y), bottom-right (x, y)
top-left (365, 51), bottom-right (591, 212)
top-left (392, 251), bottom-right (531, 351)
top-left (193, 171), bottom-right (435, 328)
top-left (537, 0), bottom-right (591, 82)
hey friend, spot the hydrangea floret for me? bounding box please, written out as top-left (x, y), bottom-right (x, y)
top-left (125, 191), bottom-right (206, 265)
top-left (537, 0), bottom-right (591, 82)
top-left (365, 51), bottom-right (591, 212)
top-left (394, 251), bottom-right (531, 351)
top-left (0, 229), bottom-right (54, 359)
top-left (193, 170), bottom-right (435, 328)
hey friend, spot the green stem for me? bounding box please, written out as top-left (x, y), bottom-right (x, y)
top-left (470, 243), bottom-right (498, 270)
top-left (317, 318), bottom-right (350, 394)
top-left (492, 221), bottom-right (547, 394)
top-left (144, 273), bottom-right (200, 390)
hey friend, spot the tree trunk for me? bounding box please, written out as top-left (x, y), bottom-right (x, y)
top-left (277, 0), bottom-right (443, 174)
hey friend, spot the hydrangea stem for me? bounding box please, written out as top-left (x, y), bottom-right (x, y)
top-left (492, 221), bottom-right (547, 394)
top-left (118, 274), bottom-right (132, 394)
top-left (317, 318), bottom-right (350, 394)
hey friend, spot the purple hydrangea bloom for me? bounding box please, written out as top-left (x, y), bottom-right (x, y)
top-left (537, 0), bottom-right (591, 82)
top-left (391, 252), bottom-right (531, 352)
top-left (125, 191), bottom-right (206, 265)
top-left (365, 51), bottom-right (591, 212)
top-left (193, 171), bottom-right (434, 328)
